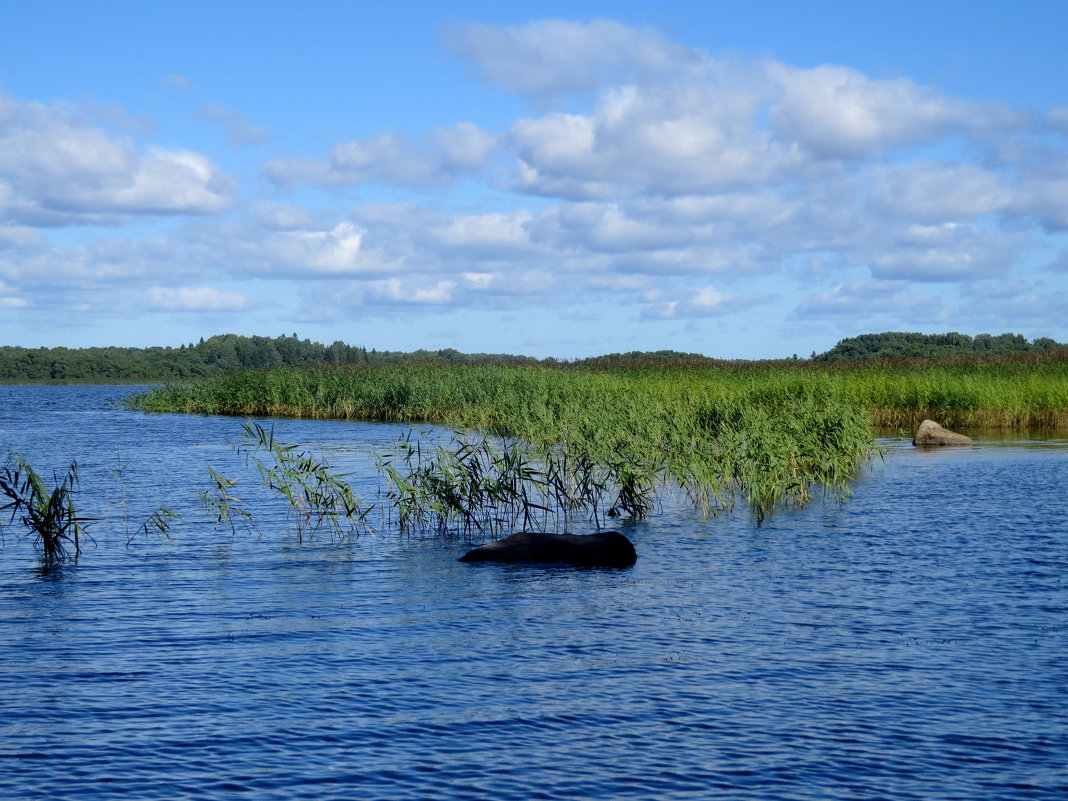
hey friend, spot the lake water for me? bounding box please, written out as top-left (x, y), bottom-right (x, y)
top-left (1, 385), bottom-right (1066, 800)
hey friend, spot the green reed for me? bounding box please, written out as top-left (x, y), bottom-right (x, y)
top-left (0, 455), bottom-right (91, 561)
top-left (106, 456), bottom-right (180, 545)
top-left (203, 421), bottom-right (374, 540)
top-left (126, 351), bottom-right (1068, 431)
top-left (127, 359), bottom-right (894, 527)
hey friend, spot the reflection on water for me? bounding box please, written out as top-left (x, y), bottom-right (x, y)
top-left (1, 386), bottom-right (1066, 800)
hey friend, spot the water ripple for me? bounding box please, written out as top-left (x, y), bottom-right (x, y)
top-left (1, 388), bottom-right (1066, 799)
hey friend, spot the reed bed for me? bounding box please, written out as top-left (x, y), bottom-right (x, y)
top-left (125, 351), bottom-right (1067, 531)
top-left (127, 351), bottom-right (1068, 429)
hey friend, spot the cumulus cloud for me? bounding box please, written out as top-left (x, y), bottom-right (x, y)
top-left (868, 224), bottom-right (1021, 282)
top-left (868, 162), bottom-right (1012, 223)
top-left (1013, 170), bottom-right (1068, 230)
top-left (766, 63), bottom-right (977, 158)
top-left (0, 234), bottom-right (201, 293)
top-left (443, 18), bottom-right (697, 98)
top-left (795, 278), bottom-right (950, 324)
top-left (0, 229), bottom-right (218, 325)
top-left (190, 217), bottom-right (378, 278)
top-left (958, 280), bottom-right (1068, 329)
top-left (146, 286), bottom-right (249, 312)
top-left (509, 81), bottom-right (809, 199)
top-left (262, 122), bottom-right (497, 188)
top-left (8, 19), bottom-right (1068, 346)
top-left (265, 222), bottom-right (366, 274)
top-left (0, 224), bottom-right (46, 250)
top-left (0, 91), bottom-right (235, 225)
top-left (641, 284), bottom-right (762, 319)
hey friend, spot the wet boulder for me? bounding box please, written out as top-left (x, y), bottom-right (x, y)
top-left (459, 531), bottom-right (637, 568)
top-left (913, 419), bottom-right (973, 447)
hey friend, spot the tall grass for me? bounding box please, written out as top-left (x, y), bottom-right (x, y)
top-left (127, 351), bottom-right (1068, 430)
top-left (124, 351), bottom-right (1068, 531)
top-left (128, 361), bottom-right (887, 526)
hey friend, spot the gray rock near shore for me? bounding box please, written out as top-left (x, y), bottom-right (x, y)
top-left (459, 530), bottom-right (637, 568)
top-left (913, 419), bottom-right (973, 447)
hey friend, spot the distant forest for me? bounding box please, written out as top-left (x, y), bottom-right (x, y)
top-left (3, 331), bottom-right (1067, 381)
top-left (813, 332), bottom-right (1067, 362)
top-left (0, 333), bottom-right (537, 382)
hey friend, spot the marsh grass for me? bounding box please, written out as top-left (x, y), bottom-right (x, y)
top-left (0, 455), bottom-right (91, 561)
top-left (125, 351), bottom-right (1068, 431)
top-left (124, 351), bottom-right (1068, 533)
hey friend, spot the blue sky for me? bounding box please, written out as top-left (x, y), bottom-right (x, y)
top-left (2, 0), bottom-right (1067, 358)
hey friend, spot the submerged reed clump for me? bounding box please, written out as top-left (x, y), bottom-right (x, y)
top-left (202, 421), bottom-right (374, 540)
top-left (371, 389), bottom-right (875, 533)
top-left (0, 455), bottom-right (91, 562)
top-left (374, 431), bottom-right (658, 536)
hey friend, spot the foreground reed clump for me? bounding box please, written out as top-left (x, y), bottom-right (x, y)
top-left (0, 455), bottom-right (90, 562)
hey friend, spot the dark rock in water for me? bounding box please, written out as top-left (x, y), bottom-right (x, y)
top-left (459, 531), bottom-right (637, 568)
top-left (913, 419), bottom-right (973, 447)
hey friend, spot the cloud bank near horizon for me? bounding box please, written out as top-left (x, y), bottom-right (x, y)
top-left (2, 17), bottom-right (1067, 355)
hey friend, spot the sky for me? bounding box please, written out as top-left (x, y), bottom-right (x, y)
top-left (1, 0), bottom-right (1067, 359)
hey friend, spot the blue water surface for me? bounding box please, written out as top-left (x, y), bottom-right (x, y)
top-left (0, 386), bottom-right (1066, 800)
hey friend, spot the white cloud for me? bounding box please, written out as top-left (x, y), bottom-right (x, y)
top-left (443, 18), bottom-right (697, 98)
top-left (1013, 172), bottom-right (1068, 230)
top-left (642, 283), bottom-right (764, 319)
top-left (360, 278), bottom-right (457, 305)
top-left (262, 122), bottom-right (497, 188)
top-left (795, 278), bottom-right (949, 324)
top-left (767, 63), bottom-right (976, 158)
top-left (265, 222), bottom-right (366, 274)
top-left (432, 212), bottom-right (535, 257)
top-left (0, 224), bottom-right (46, 250)
top-left (868, 224), bottom-right (1021, 281)
top-left (958, 280), bottom-right (1068, 329)
top-left (509, 81), bottom-right (809, 198)
top-left (7, 20), bottom-right (1068, 348)
top-left (146, 286), bottom-right (249, 312)
top-left (1, 234), bottom-right (199, 291)
top-left (0, 91), bottom-right (235, 224)
top-left (868, 162), bottom-right (1012, 223)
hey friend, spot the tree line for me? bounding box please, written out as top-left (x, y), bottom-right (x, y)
top-left (812, 332), bottom-right (1067, 362)
top-left (4, 330), bottom-right (1067, 380)
top-left (0, 334), bottom-right (536, 381)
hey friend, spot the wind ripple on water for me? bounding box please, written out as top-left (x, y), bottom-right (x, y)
top-left (0, 387), bottom-right (1066, 799)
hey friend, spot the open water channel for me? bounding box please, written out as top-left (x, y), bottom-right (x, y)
top-left (0, 385), bottom-right (1065, 800)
